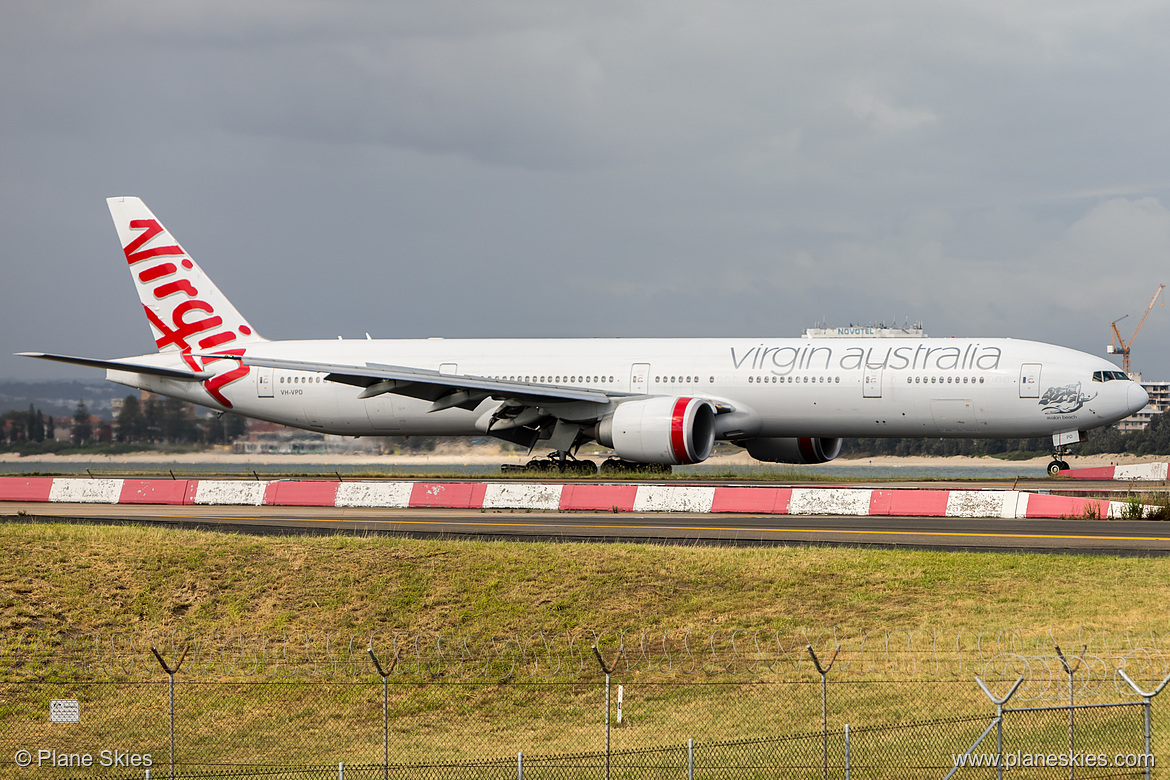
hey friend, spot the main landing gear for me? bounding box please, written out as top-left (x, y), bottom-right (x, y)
top-left (599, 458), bottom-right (672, 475)
top-left (503, 451), bottom-right (599, 475)
top-left (500, 453), bottom-right (675, 475)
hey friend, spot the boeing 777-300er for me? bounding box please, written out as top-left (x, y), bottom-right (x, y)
top-left (19, 197), bottom-right (1150, 476)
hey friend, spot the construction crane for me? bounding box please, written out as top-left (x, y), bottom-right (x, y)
top-left (1109, 284), bottom-right (1165, 378)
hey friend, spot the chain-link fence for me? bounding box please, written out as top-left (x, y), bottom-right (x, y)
top-left (7, 627), bottom-right (1170, 681)
top-left (2, 631), bottom-right (1168, 779)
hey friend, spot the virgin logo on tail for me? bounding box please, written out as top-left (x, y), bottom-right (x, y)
top-left (122, 218), bottom-right (251, 408)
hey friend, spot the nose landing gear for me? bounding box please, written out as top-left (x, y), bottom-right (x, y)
top-left (1047, 443), bottom-right (1073, 477)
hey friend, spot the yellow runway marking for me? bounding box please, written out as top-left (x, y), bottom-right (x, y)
top-left (179, 513), bottom-right (1170, 543)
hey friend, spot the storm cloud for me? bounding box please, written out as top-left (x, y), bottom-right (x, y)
top-left (4, 1), bottom-right (1170, 379)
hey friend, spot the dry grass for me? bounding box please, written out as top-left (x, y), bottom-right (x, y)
top-left (2, 522), bottom-right (1169, 637)
top-left (4, 521), bottom-right (1167, 774)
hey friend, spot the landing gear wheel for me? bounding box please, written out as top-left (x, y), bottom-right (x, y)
top-left (567, 459), bottom-right (598, 475)
top-left (526, 452), bottom-right (598, 475)
top-left (598, 458), bottom-right (671, 475)
top-left (599, 458), bottom-right (624, 475)
top-left (1048, 438), bottom-right (1076, 477)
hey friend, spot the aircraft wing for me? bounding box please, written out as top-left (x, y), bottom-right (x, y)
top-left (16, 352), bottom-right (213, 381)
top-left (219, 354), bottom-right (623, 411)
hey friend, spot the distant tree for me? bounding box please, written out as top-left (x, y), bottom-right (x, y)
top-left (1, 410), bottom-right (24, 445)
top-left (45, 415), bottom-right (54, 441)
top-left (226, 413), bottom-right (247, 441)
top-left (116, 395), bottom-right (145, 443)
top-left (143, 397), bottom-right (161, 442)
top-left (202, 412), bottom-right (248, 445)
top-left (33, 409), bottom-right (45, 442)
top-left (159, 398), bottom-right (198, 442)
top-left (1143, 414), bottom-right (1170, 455)
top-left (71, 401), bottom-right (92, 445)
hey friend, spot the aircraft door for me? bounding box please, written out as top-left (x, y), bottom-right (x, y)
top-left (631, 363), bottom-right (650, 394)
top-left (1019, 363), bottom-right (1041, 398)
top-left (257, 367), bottom-right (274, 398)
top-left (863, 369), bottom-right (882, 398)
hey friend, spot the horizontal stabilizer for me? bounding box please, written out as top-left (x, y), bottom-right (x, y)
top-left (16, 352), bottom-right (212, 381)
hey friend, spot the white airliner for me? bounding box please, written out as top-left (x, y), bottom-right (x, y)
top-left (20, 197), bottom-right (1149, 476)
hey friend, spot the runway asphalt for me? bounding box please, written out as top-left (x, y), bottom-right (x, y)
top-left (4, 502), bottom-right (1170, 555)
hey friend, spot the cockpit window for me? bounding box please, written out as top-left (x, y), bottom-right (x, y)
top-left (1092, 370), bottom-right (1130, 382)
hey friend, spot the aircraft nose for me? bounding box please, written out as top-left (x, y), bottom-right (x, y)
top-left (1129, 383), bottom-right (1150, 414)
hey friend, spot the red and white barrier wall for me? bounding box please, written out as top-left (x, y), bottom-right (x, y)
top-left (1059, 463), bottom-right (1170, 481)
top-left (0, 477), bottom-right (1139, 519)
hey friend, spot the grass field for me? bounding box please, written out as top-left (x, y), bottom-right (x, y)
top-left (3, 521), bottom-right (1169, 637)
top-left (3, 521), bottom-right (1169, 776)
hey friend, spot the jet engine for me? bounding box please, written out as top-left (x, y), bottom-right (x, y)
top-left (596, 397), bottom-right (716, 465)
top-left (738, 436), bottom-right (843, 464)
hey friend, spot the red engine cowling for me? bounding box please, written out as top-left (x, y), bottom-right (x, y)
top-left (739, 437), bottom-right (843, 464)
top-left (597, 397), bottom-right (716, 465)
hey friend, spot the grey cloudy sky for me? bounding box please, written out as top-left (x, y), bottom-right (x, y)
top-left (4, 0), bottom-right (1170, 382)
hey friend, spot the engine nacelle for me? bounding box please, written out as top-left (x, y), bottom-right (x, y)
top-left (597, 397), bottom-right (716, 465)
top-left (739, 436), bottom-right (843, 464)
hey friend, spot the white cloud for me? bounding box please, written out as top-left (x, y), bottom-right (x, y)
top-left (844, 85), bottom-right (939, 135)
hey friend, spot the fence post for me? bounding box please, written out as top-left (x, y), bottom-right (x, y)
top-left (687, 738), bottom-right (693, 780)
top-left (975, 676), bottom-right (1025, 780)
top-left (844, 723), bottom-right (850, 780)
top-left (1054, 644), bottom-right (1085, 780)
top-left (593, 645), bottom-right (621, 780)
top-left (1117, 669), bottom-right (1170, 780)
top-left (944, 677), bottom-right (1024, 780)
top-left (518, 751), bottom-right (523, 780)
top-left (807, 644), bottom-right (840, 780)
top-left (368, 647), bottom-right (401, 780)
top-left (151, 645), bottom-right (187, 780)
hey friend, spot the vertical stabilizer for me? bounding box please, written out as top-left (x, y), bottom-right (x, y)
top-left (107, 196), bottom-right (266, 407)
top-left (108, 196), bottom-right (264, 352)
